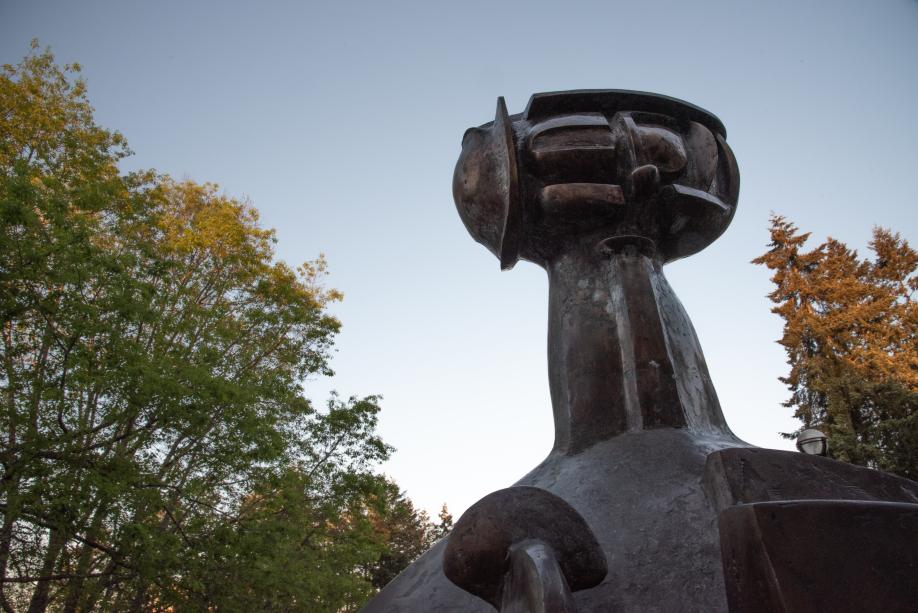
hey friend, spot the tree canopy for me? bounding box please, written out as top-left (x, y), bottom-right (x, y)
top-left (0, 42), bottom-right (443, 612)
top-left (753, 215), bottom-right (918, 479)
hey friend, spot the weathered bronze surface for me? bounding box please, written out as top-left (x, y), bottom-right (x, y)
top-left (453, 90), bottom-right (740, 453)
top-left (443, 487), bottom-right (605, 611)
top-left (704, 447), bottom-right (918, 512)
top-left (719, 500), bottom-right (918, 612)
top-left (709, 449), bottom-right (918, 612)
top-left (363, 89), bottom-right (744, 612)
top-left (360, 90), bottom-right (918, 612)
top-left (453, 91), bottom-right (738, 272)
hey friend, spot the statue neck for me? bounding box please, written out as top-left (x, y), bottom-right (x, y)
top-left (545, 238), bottom-right (731, 454)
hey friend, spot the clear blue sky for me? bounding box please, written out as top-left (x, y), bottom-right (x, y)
top-left (3, 0), bottom-right (916, 517)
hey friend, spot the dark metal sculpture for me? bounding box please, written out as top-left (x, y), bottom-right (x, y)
top-left (707, 448), bottom-right (918, 613)
top-left (452, 92), bottom-right (739, 451)
top-left (719, 500), bottom-right (918, 612)
top-left (360, 90), bottom-right (918, 613)
top-left (443, 487), bottom-right (606, 612)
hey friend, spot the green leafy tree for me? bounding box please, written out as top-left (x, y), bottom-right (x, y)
top-left (365, 483), bottom-right (452, 590)
top-left (753, 215), bottom-right (918, 479)
top-left (0, 42), bottom-right (434, 612)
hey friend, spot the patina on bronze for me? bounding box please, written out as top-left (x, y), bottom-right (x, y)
top-left (454, 91), bottom-right (739, 454)
top-left (443, 487), bottom-right (606, 612)
top-left (360, 90), bottom-right (918, 613)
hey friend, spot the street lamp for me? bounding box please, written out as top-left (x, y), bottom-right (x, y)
top-left (796, 428), bottom-right (828, 456)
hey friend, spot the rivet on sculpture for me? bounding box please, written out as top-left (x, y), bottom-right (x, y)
top-left (360, 90), bottom-right (918, 613)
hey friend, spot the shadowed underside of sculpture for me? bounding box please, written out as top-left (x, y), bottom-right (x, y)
top-left (360, 90), bottom-right (918, 613)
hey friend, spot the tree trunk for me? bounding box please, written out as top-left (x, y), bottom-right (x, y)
top-left (26, 528), bottom-right (66, 613)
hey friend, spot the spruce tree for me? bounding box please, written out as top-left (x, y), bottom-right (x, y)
top-left (753, 215), bottom-right (918, 479)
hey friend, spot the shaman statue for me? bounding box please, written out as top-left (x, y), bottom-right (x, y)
top-left (361, 90), bottom-right (918, 613)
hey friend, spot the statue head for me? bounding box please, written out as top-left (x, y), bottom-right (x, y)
top-left (453, 90), bottom-right (740, 267)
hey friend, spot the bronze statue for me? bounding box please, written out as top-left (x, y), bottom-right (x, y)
top-left (361, 90), bottom-right (918, 613)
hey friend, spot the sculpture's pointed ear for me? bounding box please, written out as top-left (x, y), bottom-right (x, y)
top-left (495, 97), bottom-right (522, 270)
top-left (452, 97), bottom-right (522, 271)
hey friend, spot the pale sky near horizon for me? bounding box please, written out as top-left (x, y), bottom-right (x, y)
top-left (2, 0), bottom-right (917, 518)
